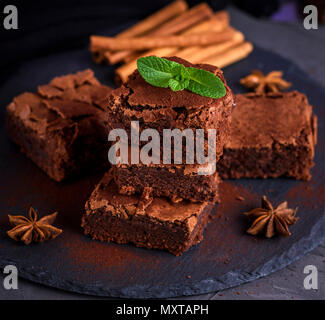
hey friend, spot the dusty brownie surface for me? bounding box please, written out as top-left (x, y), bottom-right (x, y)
top-left (6, 69), bottom-right (112, 181)
top-left (125, 57), bottom-right (232, 109)
top-left (218, 91), bottom-right (317, 180)
top-left (107, 56), bottom-right (234, 161)
top-left (81, 171), bottom-right (214, 255)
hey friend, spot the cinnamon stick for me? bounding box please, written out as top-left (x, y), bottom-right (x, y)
top-left (91, 29), bottom-right (237, 52)
top-left (123, 11), bottom-right (230, 64)
top-left (201, 41), bottom-right (254, 68)
top-left (117, 0), bottom-right (188, 38)
top-left (115, 18), bottom-right (232, 84)
top-left (102, 3), bottom-right (214, 64)
top-left (176, 31), bottom-right (244, 63)
top-left (90, 0), bottom-right (188, 64)
top-left (214, 10), bottom-right (230, 24)
top-left (115, 36), bottom-right (251, 85)
top-left (149, 3), bottom-right (214, 36)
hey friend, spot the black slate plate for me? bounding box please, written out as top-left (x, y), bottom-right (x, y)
top-left (0, 45), bottom-right (324, 299)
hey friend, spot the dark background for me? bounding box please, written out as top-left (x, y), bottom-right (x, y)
top-left (1, 0), bottom-right (320, 85)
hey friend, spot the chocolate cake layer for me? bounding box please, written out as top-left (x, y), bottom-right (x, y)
top-left (113, 163), bottom-right (220, 202)
top-left (6, 70), bottom-right (112, 182)
top-left (217, 91), bottom-right (317, 180)
top-left (82, 171), bottom-right (214, 256)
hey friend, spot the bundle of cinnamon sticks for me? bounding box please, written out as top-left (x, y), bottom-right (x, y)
top-left (90, 0), bottom-right (253, 84)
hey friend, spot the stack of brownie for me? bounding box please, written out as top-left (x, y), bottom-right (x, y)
top-left (6, 60), bottom-right (317, 256)
top-left (81, 60), bottom-right (317, 255)
top-left (81, 57), bottom-right (235, 255)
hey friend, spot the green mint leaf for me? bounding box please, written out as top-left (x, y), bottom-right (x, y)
top-left (180, 66), bottom-right (190, 79)
top-left (169, 64), bottom-right (190, 91)
top-left (186, 67), bottom-right (226, 99)
top-left (168, 78), bottom-right (189, 91)
top-left (137, 56), bottom-right (180, 88)
top-left (136, 56), bottom-right (226, 99)
top-left (170, 64), bottom-right (189, 78)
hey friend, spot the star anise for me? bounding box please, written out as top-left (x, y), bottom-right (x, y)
top-left (244, 196), bottom-right (298, 238)
top-left (240, 70), bottom-right (291, 94)
top-left (7, 207), bottom-right (62, 245)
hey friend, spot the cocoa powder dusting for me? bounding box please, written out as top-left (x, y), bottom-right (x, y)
top-left (57, 231), bottom-right (153, 278)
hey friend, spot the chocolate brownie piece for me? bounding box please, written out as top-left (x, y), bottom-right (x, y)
top-left (217, 91), bottom-right (317, 180)
top-left (6, 69), bottom-right (112, 181)
top-left (107, 56), bottom-right (234, 161)
top-left (81, 171), bottom-right (214, 255)
top-left (113, 163), bottom-right (220, 202)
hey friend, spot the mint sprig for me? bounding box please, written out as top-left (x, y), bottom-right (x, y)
top-left (137, 56), bottom-right (226, 99)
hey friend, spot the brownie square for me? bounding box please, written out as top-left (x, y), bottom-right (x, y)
top-left (107, 56), bottom-right (233, 202)
top-left (113, 163), bottom-right (220, 202)
top-left (6, 69), bottom-right (112, 182)
top-left (107, 56), bottom-right (234, 161)
top-left (217, 91), bottom-right (317, 180)
top-left (81, 170), bottom-right (214, 255)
